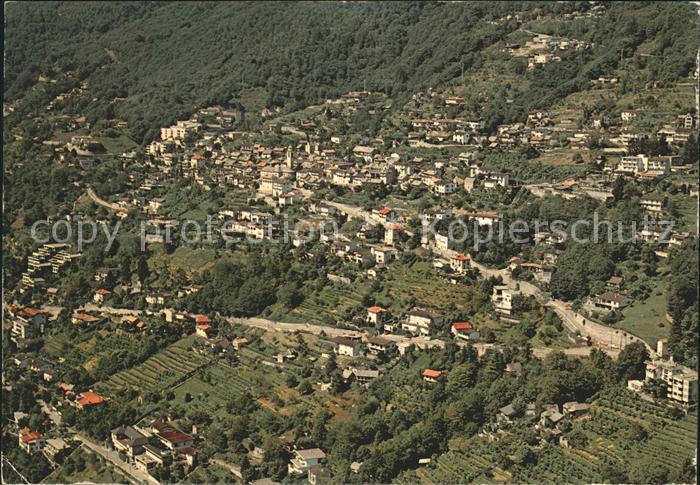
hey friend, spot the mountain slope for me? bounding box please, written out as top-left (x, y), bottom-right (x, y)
top-left (4, 1), bottom-right (698, 143)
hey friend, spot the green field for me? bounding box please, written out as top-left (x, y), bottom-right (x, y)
top-left (618, 279), bottom-right (670, 346)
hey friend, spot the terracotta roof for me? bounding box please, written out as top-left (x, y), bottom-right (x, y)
top-left (158, 430), bottom-right (193, 444)
top-left (196, 324), bottom-right (211, 331)
top-left (422, 369), bottom-right (443, 379)
top-left (195, 315), bottom-right (211, 324)
top-left (20, 431), bottom-right (43, 444)
top-left (451, 253), bottom-right (470, 261)
top-left (73, 313), bottom-right (100, 323)
top-left (78, 391), bottom-right (106, 407)
top-left (95, 289), bottom-right (112, 295)
top-left (452, 322), bottom-right (474, 332)
top-left (367, 306), bottom-right (386, 314)
top-left (18, 307), bottom-right (44, 317)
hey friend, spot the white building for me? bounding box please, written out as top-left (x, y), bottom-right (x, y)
top-left (645, 359), bottom-right (698, 404)
top-left (402, 309), bottom-right (443, 336)
top-left (492, 285), bottom-right (518, 315)
top-left (288, 448), bottom-right (326, 475)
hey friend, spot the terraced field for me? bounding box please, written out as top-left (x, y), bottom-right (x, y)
top-left (380, 260), bottom-right (474, 311)
top-left (416, 447), bottom-right (513, 484)
top-left (292, 280), bottom-right (369, 325)
top-left (96, 336), bottom-right (212, 394)
top-left (588, 392), bottom-right (697, 472)
top-left (411, 390), bottom-right (696, 484)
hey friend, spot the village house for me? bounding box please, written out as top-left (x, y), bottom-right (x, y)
top-left (606, 275), bottom-right (625, 290)
top-left (342, 367), bottom-right (382, 386)
top-left (94, 267), bottom-right (114, 283)
top-left (450, 253), bottom-right (471, 273)
top-left (562, 402), bottom-right (590, 417)
top-left (640, 193), bottom-right (666, 213)
top-left (232, 337), bottom-right (249, 350)
top-left (44, 438), bottom-right (70, 461)
top-left (145, 293), bottom-right (167, 306)
top-left (539, 406), bottom-right (565, 430)
top-left (111, 426), bottom-right (149, 460)
top-left (403, 308), bottom-right (443, 336)
top-left (434, 233), bottom-right (452, 251)
top-left (76, 391), bottom-right (107, 409)
top-left (145, 420), bottom-right (196, 450)
top-left (366, 336), bottom-right (396, 355)
top-left (594, 291), bottom-right (632, 311)
top-left (18, 428), bottom-right (45, 453)
top-left (288, 448), bottom-right (326, 475)
top-left (444, 96), bottom-right (465, 106)
top-left (135, 445), bottom-right (166, 472)
top-left (492, 285), bottom-right (518, 315)
top-left (10, 307), bottom-right (48, 344)
top-left (71, 312), bottom-right (101, 327)
top-left (432, 179), bottom-right (457, 195)
top-left (528, 53), bottom-right (561, 69)
top-left (451, 322), bottom-right (479, 341)
top-left (353, 145), bottom-right (376, 162)
top-left (93, 288), bottom-right (112, 304)
top-left (422, 369), bottom-right (444, 383)
top-left (195, 324), bottom-right (213, 338)
top-left (308, 465), bottom-right (332, 485)
top-left (371, 246), bottom-right (396, 265)
top-left (366, 306), bottom-right (388, 326)
top-left (462, 210), bottom-right (501, 227)
top-left (333, 337), bottom-right (362, 357)
top-left (497, 404), bottom-right (517, 425)
top-left (620, 109), bottom-right (642, 122)
top-left (372, 206), bottom-right (395, 222)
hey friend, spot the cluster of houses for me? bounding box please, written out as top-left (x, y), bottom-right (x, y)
top-left (493, 400), bottom-right (591, 447)
top-left (110, 419), bottom-right (199, 472)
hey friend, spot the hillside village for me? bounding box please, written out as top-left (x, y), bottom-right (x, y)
top-left (2, 2), bottom-right (699, 484)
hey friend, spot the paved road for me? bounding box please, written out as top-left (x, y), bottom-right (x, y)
top-left (75, 434), bottom-right (158, 485)
top-left (326, 201), bottom-right (380, 226)
top-left (86, 187), bottom-right (132, 213)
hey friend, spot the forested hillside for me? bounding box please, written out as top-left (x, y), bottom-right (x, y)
top-left (5, 1), bottom-right (698, 143)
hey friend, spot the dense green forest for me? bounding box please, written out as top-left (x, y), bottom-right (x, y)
top-left (5, 1), bottom-right (698, 143)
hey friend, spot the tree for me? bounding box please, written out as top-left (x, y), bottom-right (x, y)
top-left (298, 380), bottom-right (313, 395)
top-left (616, 341), bottom-right (649, 381)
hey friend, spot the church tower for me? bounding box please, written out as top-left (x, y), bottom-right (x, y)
top-left (285, 145), bottom-right (293, 168)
